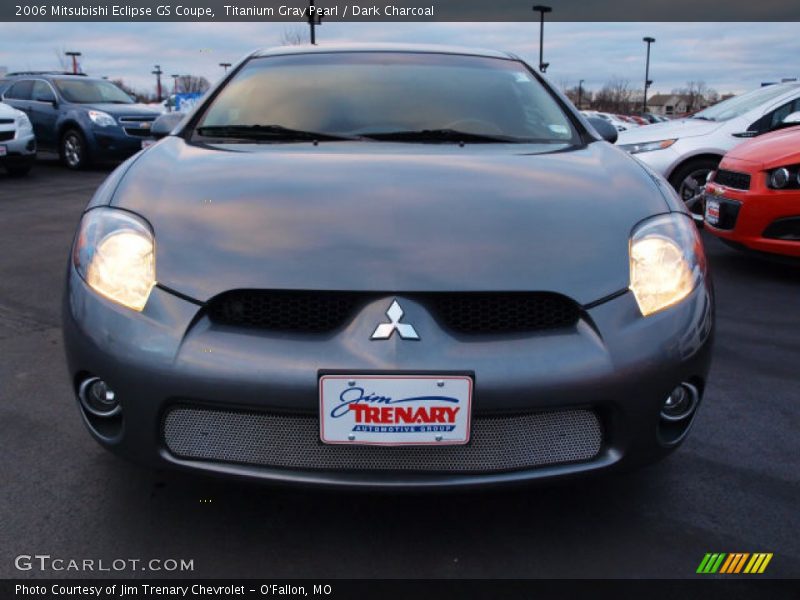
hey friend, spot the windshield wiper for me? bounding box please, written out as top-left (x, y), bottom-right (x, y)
top-left (690, 115), bottom-right (714, 121)
top-left (195, 124), bottom-right (356, 142)
top-left (357, 128), bottom-right (528, 144)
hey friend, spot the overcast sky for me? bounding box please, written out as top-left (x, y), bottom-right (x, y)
top-left (1, 22), bottom-right (798, 96)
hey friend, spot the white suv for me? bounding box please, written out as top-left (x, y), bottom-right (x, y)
top-left (0, 101), bottom-right (36, 176)
top-left (617, 82), bottom-right (800, 204)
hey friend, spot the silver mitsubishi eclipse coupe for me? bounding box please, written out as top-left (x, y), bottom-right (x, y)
top-left (63, 44), bottom-right (713, 488)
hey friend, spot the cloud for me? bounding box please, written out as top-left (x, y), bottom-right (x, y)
top-left (0, 22), bottom-right (797, 95)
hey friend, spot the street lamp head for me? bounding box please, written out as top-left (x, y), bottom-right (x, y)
top-left (533, 5), bottom-right (552, 13)
top-left (643, 36), bottom-right (656, 43)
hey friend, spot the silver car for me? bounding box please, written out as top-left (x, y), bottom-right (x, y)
top-left (0, 101), bottom-right (36, 176)
top-left (617, 82), bottom-right (800, 204)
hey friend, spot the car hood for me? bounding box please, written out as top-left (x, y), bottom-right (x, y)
top-left (617, 117), bottom-right (723, 144)
top-left (722, 125), bottom-right (800, 169)
top-left (82, 103), bottom-right (161, 117)
top-left (111, 138), bottom-right (671, 305)
top-left (0, 101), bottom-right (21, 119)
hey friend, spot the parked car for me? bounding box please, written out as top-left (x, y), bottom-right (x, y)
top-left (618, 82), bottom-right (800, 206)
top-left (0, 72), bottom-right (161, 169)
top-left (704, 120), bottom-right (800, 257)
top-left (63, 44), bottom-right (713, 488)
top-left (582, 110), bottom-right (630, 132)
top-left (0, 101), bottom-right (36, 176)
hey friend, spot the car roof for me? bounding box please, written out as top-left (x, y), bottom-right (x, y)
top-left (252, 43), bottom-right (518, 61)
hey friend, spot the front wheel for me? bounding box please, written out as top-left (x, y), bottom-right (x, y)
top-left (669, 158), bottom-right (720, 214)
top-left (60, 129), bottom-right (91, 170)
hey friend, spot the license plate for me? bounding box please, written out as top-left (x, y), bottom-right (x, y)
top-left (705, 199), bottom-right (720, 226)
top-left (319, 375), bottom-right (472, 446)
top-left (0, 145), bottom-right (6, 157)
top-left (141, 139), bottom-right (155, 149)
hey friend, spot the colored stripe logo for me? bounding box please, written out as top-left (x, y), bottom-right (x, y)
top-left (697, 553), bottom-right (773, 574)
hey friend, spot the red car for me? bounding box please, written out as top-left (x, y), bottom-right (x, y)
top-left (704, 125), bottom-right (800, 257)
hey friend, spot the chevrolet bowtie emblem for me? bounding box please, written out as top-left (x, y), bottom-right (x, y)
top-left (371, 300), bottom-right (420, 341)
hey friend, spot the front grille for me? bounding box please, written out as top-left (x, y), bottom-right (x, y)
top-left (119, 116), bottom-right (156, 138)
top-left (427, 293), bottom-right (580, 334)
top-left (207, 291), bottom-right (580, 335)
top-left (0, 131), bottom-right (14, 141)
top-left (163, 406), bottom-right (603, 473)
top-left (714, 169), bottom-right (751, 191)
top-left (208, 290), bottom-right (364, 333)
top-left (0, 118), bottom-right (13, 124)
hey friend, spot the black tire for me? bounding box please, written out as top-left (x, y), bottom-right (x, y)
top-left (6, 165), bottom-right (32, 177)
top-left (668, 157), bottom-right (720, 214)
top-left (60, 128), bottom-right (91, 170)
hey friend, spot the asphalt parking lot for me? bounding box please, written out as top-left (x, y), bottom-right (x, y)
top-left (0, 160), bottom-right (798, 580)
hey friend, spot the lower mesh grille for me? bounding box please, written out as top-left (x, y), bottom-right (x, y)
top-left (163, 407), bottom-right (603, 473)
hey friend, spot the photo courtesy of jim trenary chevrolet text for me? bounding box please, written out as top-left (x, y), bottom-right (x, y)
top-left (0, 0), bottom-right (798, 597)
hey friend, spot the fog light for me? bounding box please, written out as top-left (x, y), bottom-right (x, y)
top-left (79, 377), bottom-right (121, 417)
top-left (661, 383), bottom-right (698, 421)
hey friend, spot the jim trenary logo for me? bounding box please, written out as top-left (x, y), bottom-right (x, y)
top-left (696, 552), bottom-right (773, 574)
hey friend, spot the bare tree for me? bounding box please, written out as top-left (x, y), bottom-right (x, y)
top-left (672, 81), bottom-right (717, 112)
top-left (176, 75), bottom-right (211, 94)
top-left (279, 27), bottom-right (306, 46)
top-left (593, 77), bottom-right (634, 113)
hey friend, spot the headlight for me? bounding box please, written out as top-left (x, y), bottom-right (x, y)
top-left (73, 208), bottom-right (155, 311)
top-left (87, 110), bottom-right (116, 127)
top-left (767, 165), bottom-right (800, 190)
top-left (619, 139), bottom-right (677, 154)
top-left (14, 112), bottom-right (33, 137)
top-left (629, 213), bottom-right (705, 317)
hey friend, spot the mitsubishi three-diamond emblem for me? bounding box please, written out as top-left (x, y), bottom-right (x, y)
top-left (371, 300), bottom-right (420, 340)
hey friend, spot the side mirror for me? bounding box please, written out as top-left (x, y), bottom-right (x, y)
top-left (151, 112), bottom-right (184, 139)
top-left (585, 116), bottom-right (618, 144)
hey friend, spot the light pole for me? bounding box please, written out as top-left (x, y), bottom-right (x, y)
top-left (65, 51), bottom-right (81, 74)
top-left (642, 37), bottom-right (655, 114)
top-left (219, 62), bottom-right (231, 74)
top-left (170, 74), bottom-right (180, 111)
top-left (578, 79), bottom-right (584, 109)
top-left (532, 5), bottom-right (552, 73)
top-left (152, 64), bottom-right (163, 103)
top-left (308, 0), bottom-right (323, 45)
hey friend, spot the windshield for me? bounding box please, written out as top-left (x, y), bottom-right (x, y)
top-left (692, 84), bottom-right (799, 122)
top-left (196, 52), bottom-right (578, 145)
top-left (54, 79), bottom-right (134, 104)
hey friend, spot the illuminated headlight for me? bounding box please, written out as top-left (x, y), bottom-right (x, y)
top-left (14, 112), bottom-right (33, 137)
top-left (73, 208), bottom-right (155, 311)
top-left (87, 110), bottom-right (116, 127)
top-left (618, 139), bottom-right (677, 154)
top-left (629, 214), bottom-right (705, 317)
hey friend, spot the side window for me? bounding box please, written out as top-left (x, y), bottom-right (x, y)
top-left (769, 98), bottom-right (800, 128)
top-left (32, 81), bottom-right (56, 103)
top-left (4, 80), bottom-right (34, 100)
top-left (749, 97), bottom-right (800, 133)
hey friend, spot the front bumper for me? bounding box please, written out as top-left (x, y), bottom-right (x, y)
top-left (705, 178), bottom-right (800, 258)
top-left (86, 126), bottom-right (147, 160)
top-left (0, 131), bottom-right (37, 166)
top-left (63, 267), bottom-right (714, 488)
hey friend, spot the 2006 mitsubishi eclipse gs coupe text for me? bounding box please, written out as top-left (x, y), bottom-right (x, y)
top-left (63, 44), bottom-right (714, 488)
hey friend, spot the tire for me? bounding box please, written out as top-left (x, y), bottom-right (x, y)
top-left (668, 157), bottom-right (720, 214)
top-left (6, 165), bottom-right (32, 177)
top-left (60, 128), bottom-right (91, 170)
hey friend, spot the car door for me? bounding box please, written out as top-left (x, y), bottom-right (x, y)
top-left (30, 80), bottom-right (59, 147)
top-left (2, 79), bottom-right (34, 115)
